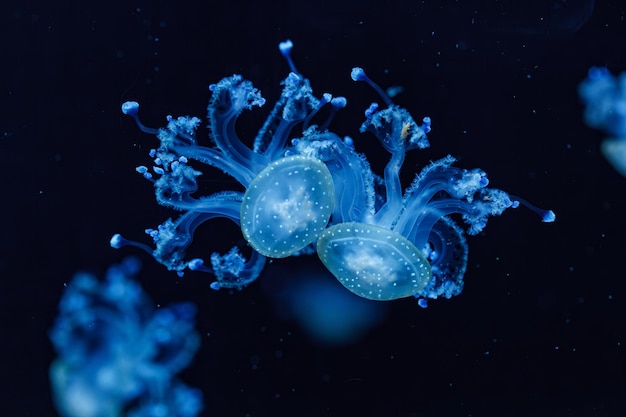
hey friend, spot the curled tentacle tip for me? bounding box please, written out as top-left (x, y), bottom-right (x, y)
top-left (121, 101), bottom-right (139, 116)
top-left (331, 97), bottom-right (347, 109)
top-left (351, 67), bottom-right (367, 82)
top-left (121, 101), bottom-right (159, 134)
top-left (110, 233), bottom-right (126, 249)
top-left (189, 258), bottom-right (213, 274)
top-left (188, 258), bottom-right (205, 271)
top-left (280, 40), bottom-right (298, 74)
top-left (279, 39), bottom-right (293, 55)
top-left (543, 210), bottom-right (556, 223)
top-left (321, 93), bottom-right (332, 103)
top-left (364, 102), bottom-right (379, 118)
top-left (135, 165), bottom-right (153, 180)
top-left (286, 72), bottom-right (301, 84)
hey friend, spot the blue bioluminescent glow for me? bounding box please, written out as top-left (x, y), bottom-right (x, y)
top-left (49, 258), bottom-right (202, 417)
top-left (112, 40), bottom-right (555, 302)
top-left (579, 67), bottom-right (626, 177)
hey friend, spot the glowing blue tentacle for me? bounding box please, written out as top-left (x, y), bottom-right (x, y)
top-left (278, 39), bottom-right (298, 74)
top-left (208, 75), bottom-right (268, 171)
top-left (394, 156), bottom-right (478, 232)
top-left (122, 101), bottom-right (160, 135)
top-left (255, 72), bottom-right (320, 159)
top-left (122, 103), bottom-right (255, 186)
top-left (406, 189), bottom-right (515, 251)
top-left (293, 131), bottom-right (375, 224)
top-left (113, 194), bottom-right (265, 287)
top-left (351, 67), bottom-right (394, 107)
top-left (204, 247), bottom-right (266, 290)
top-left (146, 201), bottom-right (239, 271)
top-left (352, 68), bottom-right (431, 227)
top-left (329, 141), bottom-right (376, 224)
top-left (319, 97), bottom-right (347, 131)
top-left (169, 143), bottom-right (255, 187)
top-left (415, 217), bottom-right (468, 300)
top-left (511, 195), bottom-right (556, 223)
top-left (374, 145), bottom-right (405, 228)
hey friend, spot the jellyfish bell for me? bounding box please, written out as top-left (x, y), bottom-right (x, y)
top-left (317, 222), bottom-right (432, 301)
top-left (241, 155), bottom-right (335, 258)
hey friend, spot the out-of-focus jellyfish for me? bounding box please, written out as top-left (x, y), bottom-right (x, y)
top-left (112, 39), bottom-right (336, 290)
top-left (49, 258), bottom-right (202, 417)
top-left (262, 267), bottom-right (387, 347)
top-left (579, 67), bottom-right (626, 177)
top-left (294, 67), bottom-right (555, 302)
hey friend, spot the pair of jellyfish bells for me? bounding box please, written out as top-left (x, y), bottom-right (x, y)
top-left (244, 161), bottom-right (432, 302)
top-left (239, 145), bottom-right (429, 302)
top-left (317, 222), bottom-right (432, 301)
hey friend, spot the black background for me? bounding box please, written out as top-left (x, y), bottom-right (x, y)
top-left (2, 0), bottom-right (626, 416)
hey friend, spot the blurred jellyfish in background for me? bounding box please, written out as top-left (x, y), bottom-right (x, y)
top-left (262, 268), bottom-right (387, 347)
top-left (579, 67), bottom-right (626, 177)
top-left (49, 258), bottom-right (202, 417)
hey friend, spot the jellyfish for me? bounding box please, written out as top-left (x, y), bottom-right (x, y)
top-left (293, 67), bottom-right (556, 301)
top-left (579, 66), bottom-right (626, 177)
top-left (112, 40), bottom-right (336, 290)
top-left (49, 258), bottom-right (202, 417)
top-left (113, 39), bottom-right (555, 302)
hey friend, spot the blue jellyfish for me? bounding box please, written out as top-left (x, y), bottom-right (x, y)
top-left (113, 39), bottom-right (555, 303)
top-left (112, 40), bottom-right (336, 290)
top-left (49, 258), bottom-right (202, 417)
top-left (579, 67), bottom-right (626, 177)
top-left (294, 67), bottom-right (556, 302)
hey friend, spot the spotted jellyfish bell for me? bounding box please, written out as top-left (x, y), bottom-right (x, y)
top-left (240, 154), bottom-right (335, 258)
top-left (317, 222), bottom-right (432, 301)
